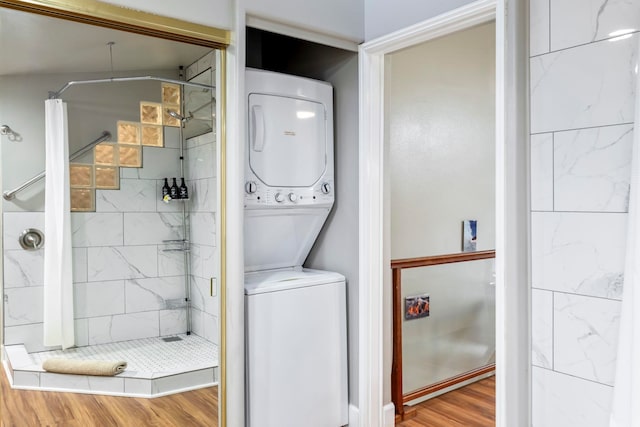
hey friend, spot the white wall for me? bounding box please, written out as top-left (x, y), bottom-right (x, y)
top-left (385, 19), bottom-right (496, 398)
top-left (102, 0), bottom-right (233, 30)
top-left (364, 0), bottom-right (476, 41)
top-left (529, 1), bottom-right (639, 425)
top-left (245, 0), bottom-right (364, 42)
top-left (305, 53), bottom-right (360, 406)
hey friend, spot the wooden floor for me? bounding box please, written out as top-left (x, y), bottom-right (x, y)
top-left (1, 368), bottom-right (218, 427)
top-left (397, 376), bottom-right (495, 427)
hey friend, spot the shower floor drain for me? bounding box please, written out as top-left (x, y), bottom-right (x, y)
top-left (161, 336), bottom-right (183, 342)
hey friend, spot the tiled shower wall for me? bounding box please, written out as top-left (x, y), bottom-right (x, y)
top-left (2, 70), bottom-right (218, 353)
top-left (530, 1), bottom-right (639, 425)
top-left (185, 131), bottom-right (218, 343)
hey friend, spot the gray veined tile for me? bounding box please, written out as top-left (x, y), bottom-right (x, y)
top-left (73, 280), bottom-right (125, 319)
top-left (71, 213), bottom-right (123, 247)
top-left (123, 212), bottom-right (183, 245)
top-left (4, 286), bottom-right (43, 326)
top-left (125, 276), bottom-right (185, 313)
top-left (87, 246), bottom-right (157, 282)
top-left (550, 0), bottom-right (640, 51)
top-left (554, 124), bottom-right (633, 212)
top-left (531, 133), bottom-right (554, 211)
top-left (3, 212), bottom-right (45, 250)
top-left (96, 179), bottom-right (156, 212)
top-left (530, 0), bottom-right (550, 56)
top-left (553, 292), bottom-right (620, 385)
top-left (531, 212), bottom-right (626, 299)
top-left (530, 35), bottom-right (637, 133)
top-left (3, 250), bottom-right (44, 288)
top-left (532, 366), bottom-right (613, 427)
top-left (532, 289), bottom-right (553, 369)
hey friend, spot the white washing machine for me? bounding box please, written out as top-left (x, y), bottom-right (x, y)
top-left (244, 69), bottom-right (348, 427)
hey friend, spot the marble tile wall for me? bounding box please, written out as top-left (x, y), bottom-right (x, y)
top-left (1, 126), bottom-right (219, 351)
top-left (529, 1), bottom-right (638, 424)
top-left (185, 130), bottom-right (218, 344)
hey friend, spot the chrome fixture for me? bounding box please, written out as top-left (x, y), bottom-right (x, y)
top-left (167, 110), bottom-right (194, 123)
top-left (3, 130), bottom-right (111, 201)
top-left (19, 228), bottom-right (44, 250)
top-left (0, 125), bottom-right (21, 141)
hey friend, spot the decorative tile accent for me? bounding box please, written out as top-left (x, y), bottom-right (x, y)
top-left (95, 166), bottom-right (119, 190)
top-left (69, 164), bottom-right (94, 187)
top-left (117, 121), bottom-right (141, 145)
top-left (532, 367), bottom-right (613, 427)
top-left (531, 133), bottom-right (553, 211)
top-left (70, 188), bottom-right (95, 212)
top-left (94, 143), bottom-right (118, 166)
top-left (118, 145), bottom-right (142, 168)
top-left (530, 35), bottom-right (637, 133)
top-left (163, 105), bottom-right (181, 127)
top-left (140, 102), bottom-right (163, 126)
top-left (120, 147), bottom-right (180, 180)
top-left (161, 83), bottom-right (181, 105)
top-left (554, 293), bottom-right (620, 386)
top-left (554, 124), bottom-right (633, 213)
top-left (531, 212), bottom-right (626, 299)
top-left (141, 125), bottom-right (163, 147)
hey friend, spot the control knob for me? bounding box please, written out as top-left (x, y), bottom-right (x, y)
top-left (274, 192), bottom-right (285, 203)
top-left (245, 181), bottom-right (257, 194)
top-left (321, 182), bottom-right (331, 194)
top-left (288, 193), bottom-right (298, 202)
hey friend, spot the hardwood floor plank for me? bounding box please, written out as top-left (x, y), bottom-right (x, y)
top-left (1, 368), bottom-right (218, 427)
top-left (398, 376), bottom-right (495, 427)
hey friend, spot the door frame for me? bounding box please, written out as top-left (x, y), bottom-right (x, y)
top-left (357, 0), bottom-right (531, 425)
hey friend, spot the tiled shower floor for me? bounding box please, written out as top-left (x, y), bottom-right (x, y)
top-left (3, 334), bottom-right (218, 397)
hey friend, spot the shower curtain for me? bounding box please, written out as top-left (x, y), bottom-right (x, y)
top-left (43, 99), bottom-right (75, 350)
top-left (609, 39), bottom-right (640, 427)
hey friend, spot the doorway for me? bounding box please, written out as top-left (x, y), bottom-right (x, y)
top-left (357, 0), bottom-right (530, 426)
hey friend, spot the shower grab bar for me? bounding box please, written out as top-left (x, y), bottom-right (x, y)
top-left (3, 131), bottom-right (111, 201)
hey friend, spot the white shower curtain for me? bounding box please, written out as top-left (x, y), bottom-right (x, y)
top-left (43, 99), bottom-right (75, 350)
top-left (610, 39), bottom-right (640, 427)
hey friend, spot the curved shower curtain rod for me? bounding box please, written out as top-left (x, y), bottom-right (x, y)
top-left (49, 75), bottom-right (216, 99)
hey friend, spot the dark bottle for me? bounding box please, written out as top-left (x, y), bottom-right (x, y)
top-left (179, 178), bottom-right (189, 199)
top-left (162, 178), bottom-right (171, 200)
top-left (170, 177), bottom-right (179, 199)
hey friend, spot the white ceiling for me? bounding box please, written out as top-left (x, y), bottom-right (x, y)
top-left (0, 7), bottom-right (211, 76)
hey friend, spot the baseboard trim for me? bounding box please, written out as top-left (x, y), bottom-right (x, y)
top-left (383, 402), bottom-right (395, 427)
top-left (348, 404), bottom-right (359, 426)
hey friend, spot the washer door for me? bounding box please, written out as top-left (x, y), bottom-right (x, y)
top-left (248, 93), bottom-right (327, 187)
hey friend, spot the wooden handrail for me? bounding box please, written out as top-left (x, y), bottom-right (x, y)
top-left (390, 249), bottom-right (496, 420)
top-left (391, 249), bottom-right (496, 270)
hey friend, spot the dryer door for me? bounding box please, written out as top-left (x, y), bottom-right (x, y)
top-left (248, 93), bottom-right (327, 187)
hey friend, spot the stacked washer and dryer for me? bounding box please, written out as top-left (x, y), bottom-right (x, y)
top-left (243, 69), bottom-right (349, 427)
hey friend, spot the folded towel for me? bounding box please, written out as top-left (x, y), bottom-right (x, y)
top-left (42, 358), bottom-right (127, 376)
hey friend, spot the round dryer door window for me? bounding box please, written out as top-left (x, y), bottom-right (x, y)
top-left (248, 93), bottom-right (327, 187)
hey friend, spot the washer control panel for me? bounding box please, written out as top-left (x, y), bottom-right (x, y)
top-left (244, 180), bottom-right (334, 207)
